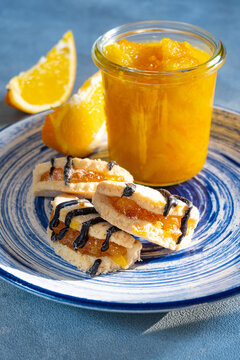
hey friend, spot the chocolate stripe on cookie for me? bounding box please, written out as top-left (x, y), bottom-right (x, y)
top-left (176, 199), bottom-right (193, 244)
top-left (63, 155), bottom-right (73, 185)
top-left (49, 158), bottom-right (55, 179)
top-left (50, 227), bottom-right (70, 242)
top-left (107, 161), bottom-right (118, 171)
top-left (159, 190), bottom-right (193, 243)
top-left (158, 189), bottom-right (178, 217)
top-left (121, 183), bottom-right (136, 198)
top-left (49, 199), bottom-right (80, 229)
top-left (73, 217), bottom-right (106, 250)
top-left (55, 226), bottom-right (70, 241)
top-left (87, 259), bottom-right (102, 277)
top-left (49, 199), bottom-right (90, 230)
top-left (101, 226), bottom-right (120, 252)
top-left (65, 207), bottom-right (98, 227)
top-left (175, 195), bottom-right (192, 208)
top-left (51, 231), bottom-right (58, 242)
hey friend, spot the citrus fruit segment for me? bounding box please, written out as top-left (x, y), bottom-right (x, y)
top-left (41, 71), bottom-right (106, 157)
top-left (5, 31), bottom-right (76, 114)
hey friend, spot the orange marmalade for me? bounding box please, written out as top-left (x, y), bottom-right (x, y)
top-left (101, 37), bottom-right (217, 185)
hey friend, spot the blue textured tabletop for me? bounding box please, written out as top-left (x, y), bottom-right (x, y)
top-left (1, 1), bottom-right (240, 359)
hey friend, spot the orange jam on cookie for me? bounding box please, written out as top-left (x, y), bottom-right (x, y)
top-left (52, 220), bottom-right (127, 259)
top-left (109, 196), bottom-right (196, 240)
top-left (40, 168), bottom-right (124, 183)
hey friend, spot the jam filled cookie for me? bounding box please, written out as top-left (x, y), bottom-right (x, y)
top-left (32, 156), bottom-right (133, 198)
top-left (47, 194), bottom-right (142, 276)
top-left (93, 181), bottom-right (200, 251)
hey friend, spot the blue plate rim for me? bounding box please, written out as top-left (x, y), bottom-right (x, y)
top-left (1, 266), bottom-right (240, 313)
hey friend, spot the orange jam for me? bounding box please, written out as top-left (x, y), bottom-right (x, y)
top-left (109, 196), bottom-right (195, 239)
top-left (52, 220), bottom-right (127, 258)
top-left (102, 38), bottom-right (216, 185)
top-left (104, 38), bottom-right (210, 71)
top-left (40, 168), bottom-right (124, 183)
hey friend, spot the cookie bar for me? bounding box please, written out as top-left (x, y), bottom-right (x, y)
top-left (32, 156), bottom-right (133, 198)
top-left (93, 181), bottom-right (200, 251)
top-left (47, 194), bottom-right (142, 276)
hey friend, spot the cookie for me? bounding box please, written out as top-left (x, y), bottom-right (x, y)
top-left (93, 181), bottom-right (200, 251)
top-left (47, 194), bottom-right (142, 276)
top-left (32, 156), bottom-right (133, 198)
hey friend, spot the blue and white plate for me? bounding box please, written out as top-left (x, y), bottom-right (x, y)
top-left (0, 107), bottom-right (239, 312)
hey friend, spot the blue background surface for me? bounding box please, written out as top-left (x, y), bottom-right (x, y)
top-left (0, 0), bottom-right (240, 359)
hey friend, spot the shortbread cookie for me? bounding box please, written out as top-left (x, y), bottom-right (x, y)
top-left (47, 194), bottom-right (142, 276)
top-left (32, 156), bottom-right (133, 198)
top-left (93, 181), bottom-right (200, 251)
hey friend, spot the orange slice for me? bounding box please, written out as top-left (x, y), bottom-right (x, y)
top-left (41, 71), bottom-right (106, 157)
top-left (5, 31), bottom-right (76, 114)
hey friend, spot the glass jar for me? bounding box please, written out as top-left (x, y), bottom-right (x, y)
top-left (92, 21), bottom-right (226, 186)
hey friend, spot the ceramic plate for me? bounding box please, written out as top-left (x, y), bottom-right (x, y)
top-left (0, 107), bottom-right (239, 312)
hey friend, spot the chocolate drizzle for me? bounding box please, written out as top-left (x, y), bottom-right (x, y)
top-left (50, 200), bottom-right (108, 253)
top-left (158, 189), bottom-right (178, 217)
top-left (158, 189), bottom-right (193, 244)
top-left (49, 198), bottom-right (128, 275)
top-left (87, 259), bottom-right (102, 277)
top-left (49, 199), bottom-right (82, 230)
top-left (56, 226), bottom-right (70, 241)
top-left (175, 195), bottom-right (193, 244)
top-left (121, 183), bottom-right (136, 198)
top-left (51, 226), bottom-right (69, 242)
top-left (49, 201), bottom-right (102, 246)
top-left (65, 207), bottom-right (97, 227)
top-left (107, 161), bottom-right (118, 171)
top-left (174, 195), bottom-right (192, 208)
top-left (101, 226), bottom-right (120, 252)
top-left (176, 206), bottom-right (193, 244)
top-left (51, 231), bottom-right (57, 242)
top-left (49, 158), bottom-right (55, 178)
top-left (63, 156), bottom-right (73, 185)
top-left (73, 217), bottom-right (105, 250)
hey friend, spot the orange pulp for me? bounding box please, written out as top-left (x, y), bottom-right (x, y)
top-left (40, 168), bottom-right (124, 183)
top-left (109, 196), bottom-right (196, 241)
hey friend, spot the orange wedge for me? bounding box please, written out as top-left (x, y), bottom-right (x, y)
top-left (5, 31), bottom-right (76, 114)
top-left (41, 71), bottom-right (106, 157)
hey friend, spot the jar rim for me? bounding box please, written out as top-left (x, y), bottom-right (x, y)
top-left (92, 20), bottom-right (226, 83)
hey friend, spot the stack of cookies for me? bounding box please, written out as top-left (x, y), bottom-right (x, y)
top-left (33, 156), bottom-right (199, 276)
